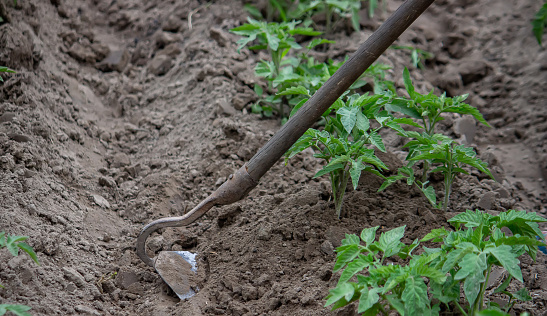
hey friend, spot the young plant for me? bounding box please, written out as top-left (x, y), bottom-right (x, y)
top-left (532, 1), bottom-right (547, 46)
top-left (293, 0), bottom-right (363, 34)
top-left (388, 67), bottom-right (490, 182)
top-left (231, 18), bottom-right (322, 118)
top-left (0, 66), bottom-right (15, 82)
top-left (381, 134), bottom-right (494, 211)
top-left (391, 45), bottom-right (434, 69)
top-left (325, 209), bottom-right (547, 315)
top-left (285, 92), bottom-right (414, 218)
top-left (243, 0), bottom-right (297, 22)
top-left (0, 232), bottom-right (39, 316)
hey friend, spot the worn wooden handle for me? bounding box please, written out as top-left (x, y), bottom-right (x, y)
top-left (247, 0), bottom-right (435, 181)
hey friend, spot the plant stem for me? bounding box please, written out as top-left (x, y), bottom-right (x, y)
top-left (477, 263), bottom-right (492, 312)
top-left (378, 303), bottom-right (389, 316)
top-left (454, 301), bottom-right (468, 316)
top-left (325, 2), bottom-right (333, 34)
top-left (333, 168), bottom-right (350, 218)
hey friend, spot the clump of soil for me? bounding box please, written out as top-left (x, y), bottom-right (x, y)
top-left (0, 0), bottom-right (545, 315)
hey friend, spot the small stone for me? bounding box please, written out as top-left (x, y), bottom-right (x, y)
top-left (257, 225), bottom-right (271, 241)
top-left (148, 54), bottom-right (173, 76)
top-left (99, 176), bottom-right (116, 188)
top-left (231, 93), bottom-right (254, 110)
top-left (68, 43), bottom-right (97, 63)
top-left (495, 187), bottom-right (510, 199)
top-left (157, 43), bottom-right (182, 58)
top-left (162, 15), bottom-right (183, 32)
top-left (454, 116), bottom-right (477, 144)
top-left (90, 43), bottom-right (110, 61)
top-left (7, 133), bottom-right (31, 142)
top-left (63, 267), bottom-right (86, 287)
top-left (96, 49), bottom-right (130, 73)
top-left (116, 268), bottom-right (139, 289)
top-left (92, 194), bottom-right (110, 209)
top-left (147, 235), bottom-right (165, 253)
top-left (241, 285), bottom-right (258, 301)
top-left (458, 59), bottom-right (490, 85)
top-left (74, 305), bottom-right (100, 315)
top-left (209, 27), bottom-right (229, 47)
top-left (477, 191), bottom-right (496, 210)
top-left (216, 98), bottom-right (237, 116)
top-left (320, 240), bottom-right (334, 255)
top-left (111, 152), bottom-right (131, 168)
top-left (0, 112), bottom-right (16, 123)
top-left (154, 31), bottom-right (179, 49)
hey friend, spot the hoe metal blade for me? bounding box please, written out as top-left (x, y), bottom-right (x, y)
top-left (154, 251), bottom-right (198, 300)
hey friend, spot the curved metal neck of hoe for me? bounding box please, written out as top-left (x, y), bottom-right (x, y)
top-left (136, 165), bottom-right (258, 267)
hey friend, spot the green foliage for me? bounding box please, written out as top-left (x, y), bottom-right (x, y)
top-left (391, 45), bottom-right (434, 69)
top-left (532, 2), bottom-right (547, 46)
top-left (380, 67), bottom-right (493, 210)
top-left (0, 66), bottom-right (16, 82)
top-left (0, 305), bottom-right (31, 316)
top-left (0, 232), bottom-right (39, 316)
top-left (326, 209), bottom-right (547, 315)
top-left (285, 92), bottom-right (414, 217)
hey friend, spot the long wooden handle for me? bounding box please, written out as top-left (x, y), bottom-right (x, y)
top-left (247, 0), bottom-right (435, 181)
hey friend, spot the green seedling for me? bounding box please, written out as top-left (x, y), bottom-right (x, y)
top-left (380, 134), bottom-right (494, 211)
top-left (0, 66), bottom-right (16, 82)
top-left (292, 0), bottom-right (363, 34)
top-left (391, 45), bottom-right (434, 69)
top-left (231, 18), bottom-right (322, 118)
top-left (285, 92), bottom-right (414, 217)
top-left (231, 18), bottom-right (321, 79)
top-left (325, 209), bottom-right (547, 315)
top-left (532, 2), bottom-right (547, 46)
top-left (244, 0), bottom-right (299, 22)
top-left (0, 232), bottom-right (39, 316)
top-left (388, 67), bottom-right (490, 182)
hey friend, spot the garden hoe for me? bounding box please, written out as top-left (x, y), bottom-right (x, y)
top-left (137, 0), bottom-right (436, 300)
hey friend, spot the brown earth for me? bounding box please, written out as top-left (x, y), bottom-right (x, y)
top-left (0, 0), bottom-right (546, 315)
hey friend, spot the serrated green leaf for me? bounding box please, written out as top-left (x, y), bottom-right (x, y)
top-left (349, 160), bottom-right (364, 190)
top-left (385, 294), bottom-right (405, 315)
top-left (369, 131), bottom-right (385, 152)
top-left (314, 162), bottom-right (344, 178)
top-left (333, 244), bottom-right (360, 273)
top-left (455, 252), bottom-right (487, 306)
top-left (532, 3), bottom-right (547, 46)
top-left (306, 38), bottom-right (335, 50)
top-left (338, 257), bottom-right (371, 285)
top-left (442, 247), bottom-right (474, 273)
top-left (378, 226), bottom-right (405, 258)
top-left (421, 185), bottom-right (437, 207)
top-left (338, 107), bottom-right (359, 133)
top-left (402, 275), bottom-right (429, 315)
top-left (421, 227), bottom-right (449, 242)
top-left (360, 226), bottom-right (379, 246)
top-left (430, 274), bottom-right (460, 304)
top-left (355, 112), bottom-right (370, 132)
top-left (485, 245), bottom-right (523, 282)
top-left (402, 67), bottom-right (416, 99)
top-left (512, 288), bottom-right (532, 301)
top-left (475, 309), bottom-right (510, 316)
top-left (6, 235), bottom-right (28, 257)
top-left (0, 304), bottom-right (32, 316)
top-left (277, 85), bottom-right (309, 96)
top-left (325, 282), bottom-right (354, 307)
top-left (358, 288), bottom-right (380, 313)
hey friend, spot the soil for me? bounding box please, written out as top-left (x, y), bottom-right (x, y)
top-left (0, 0), bottom-right (546, 315)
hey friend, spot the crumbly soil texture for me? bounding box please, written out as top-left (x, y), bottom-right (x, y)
top-left (0, 0), bottom-right (546, 315)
